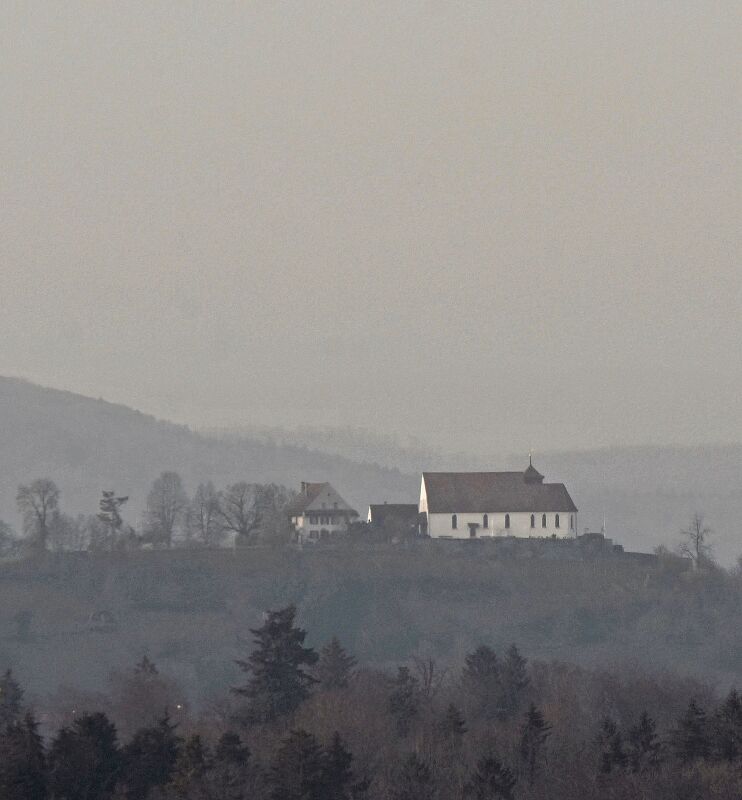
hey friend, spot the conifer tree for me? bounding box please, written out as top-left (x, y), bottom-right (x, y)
top-left (519, 704), bottom-right (551, 785)
top-left (0, 713), bottom-right (47, 800)
top-left (122, 715), bottom-right (181, 800)
top-left (627, 711), bottom-right (662, 772)
top-left (212, 732), bottom-right (251, 800)
top-left (671, 698), bottom-right (710, 763)
top-left (0, 668), bottom-right (24, 729)
top-left (322, 732), bottom-right (357, 800)
top-left (388, 666), bottom-right (419, 738)
top-left (462, 645), bottom-right (502, 720)
top-left (316, 637), bottom-right (357, 690)
top-left (48, 712), bottom-right (120, 800)
top-left (500, 644), bottom-right (529, 719)
top-left (268, 729), bottom-right (325, 800)
top-left (710, 688), bottom-right (742, 762)
top-left (465, 754), bottom-right (517, 800)
top-left (598, 717), bottom-right (628, 775)
top-left (170, 734), bottom-right (211, 796)
top-left (439, 703), bottom-right (468, 748)
top-left (232, 606), bottom-right (318, 723)
top-left (393, 753), bottom-right (433, 800)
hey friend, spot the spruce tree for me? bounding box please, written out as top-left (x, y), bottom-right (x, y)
top-left (212, 732), bottom-right (251, 800)
top-left (122, 715), bottom-right (181, 800)
top-left (462, 645), bottom-right (502, 720)
top-left (322, 732), bottom-right (356, 800)
top-left (169, 734), bottom-right (211, 796)
top-left (268, 729), bottom-right (325, 800)
top-left (0, 668), bottom-right (24, 729)
top-left (465, 754), bottom-right (517, 800)
top-left (393, 753), bottom-right (432, 800)
top-left (232, 605), bottom-right (318, 723)
top-left (388, 667), bottom-right (419, 738)
top-left (598, 717), bottom-right (628, 775)
top-left (519, 704), bottom-right (551, 785)
top-left (671, 698), bottom-right (710, 763)
top-left (627, 711), bottom-right (662, 772)
top-left (711, 688), bottom-right (742, 762)
top-left (316, 637), bottom-right (357, 690)
top-left (500, 645), bottom-right (529, 719)
top-left (48, 712), bottom-right (120, 800)
top-left (0, 713), bottom-right (47, 800)
top-left (439, 703), bottom-right (467, 748)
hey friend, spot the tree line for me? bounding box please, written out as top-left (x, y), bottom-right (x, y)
top-left (0, 475), bottom-right (294, 554)
top-left (3, 606), bottom-right (742, 799)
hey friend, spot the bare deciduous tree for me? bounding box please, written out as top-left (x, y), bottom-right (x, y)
top-left (144, 471), bottom-right (188, 548)
top-left (678, 512), bottom-right (713, 567)
top-left (16, 478), bottom-right (60, 551)
top-left (219, 482), bottom-right (263, 543)
top-left (186, 482), bottom-right (224, 546)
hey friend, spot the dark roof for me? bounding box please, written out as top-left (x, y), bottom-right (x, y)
top-left (368, 504), bottom-right (419, 526)
top-left (285, 482), bottom-right (359, 517)
top-left (285, 482), bottom-right (326, 516)
top-left (423, 470), bottom-right (577, 513)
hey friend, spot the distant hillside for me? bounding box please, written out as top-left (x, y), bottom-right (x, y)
top-left (1, 376), bottom-right (741, 562)
top-left (0, 377), bottom-right (416, 530)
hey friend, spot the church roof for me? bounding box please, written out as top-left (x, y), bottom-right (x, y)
top-left (422, 468), bottom-right (577, 513)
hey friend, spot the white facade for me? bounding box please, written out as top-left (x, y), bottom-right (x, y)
top-left (289, 482), bottom-right (359, 544)
top-left (419, 473), bottom-right (577, 540)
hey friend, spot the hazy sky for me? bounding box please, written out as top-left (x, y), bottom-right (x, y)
top-left (1, 2), bottom-right (740, 455)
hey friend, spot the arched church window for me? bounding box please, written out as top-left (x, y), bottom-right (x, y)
top-left (451, 514), bottom-right (457, 530)
top-left (483, 514), bottom-right (488, 529)
top-left (542, 514), bottom-right (547, 528)
top-left (555, 514), bottom-right (560, 529)
top-left (530, 514), bottom-right (535, 528)
top-left (505, 513), bottom-right (510, 529)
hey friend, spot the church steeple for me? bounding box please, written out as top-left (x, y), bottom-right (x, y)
top-left (523, 454), bottom-right (544, 484)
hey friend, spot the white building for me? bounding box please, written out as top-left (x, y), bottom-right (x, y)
top-left (287, 481), bottom-right (359, 544)
top-left (419, 461), bottom-right (577, 539)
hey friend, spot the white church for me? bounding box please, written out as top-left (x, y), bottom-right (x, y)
top-left (418, 460), bottom-right (577, 539)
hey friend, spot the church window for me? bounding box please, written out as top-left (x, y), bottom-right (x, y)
top-left (555, 514), bottom-right (560, 529)
top-left (451, 514), bottom-right (457, 530)
top-left (570, 515), bottom-right (574, 530)
top-left (542, 514), bottom-right (547, 528)
top-left (483, 514), bottom-right (489, 529)
top-left (505, 513), bottom-right (510, 529)
top-left (530, 514), bottom-right (535, 528)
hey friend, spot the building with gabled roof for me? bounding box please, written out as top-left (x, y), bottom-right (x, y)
top-left (287, 481), bottom-right (359, 544)
top-left (419, 460), bottom-right (577, 539)
top-left (367, 503), bottom-right (420, 537)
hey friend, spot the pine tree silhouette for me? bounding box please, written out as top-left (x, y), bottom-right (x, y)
top-left (48, 712), bottom-right (120, 800)
top-left (598, 717), bottom-right (628, 775)
top-left (388, 667), bottom-right (419, 738)
top-left (122, 714), bottom-right (181, 800)
top-left (711, 689), bottom-right (742, 762)
top-left (316, 637), bottom-right (357, 690)
top-left (519, 704), bottom-right (551, 785)
top-left (465, 753), bottom-right (517, 800)
top-left (0, 713), bottom-right (47, 800)
top-left (232, 605), bottom-right (318, 723)
top-left (627, 711), bottom-right (662, 772)
top-left (462, 645), bottom-right (502, 720)
top-left (439, 703), bottom-right (468, 748)
top-left (500, 644), bottom-right (529, 719)
top-left (393, 753), bottom-right (432, 800)
top-left (672, 698), bottom-right (710, 763)
top-left (269, 729), bottom-right (325, 800)
top-left (0, 669), bottom-right (24, 729)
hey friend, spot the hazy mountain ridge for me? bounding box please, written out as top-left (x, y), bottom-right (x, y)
top-left (0, 377), bottom-right (416, 531)
top-left (1, 376), bottom-right (741, 561)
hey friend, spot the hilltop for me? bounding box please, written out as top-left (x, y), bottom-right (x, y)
top-left (1, 376), bottom-right (741, 560)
